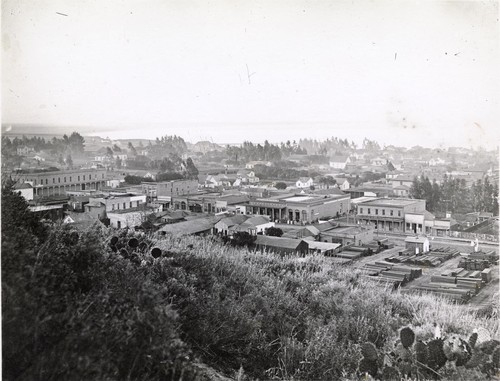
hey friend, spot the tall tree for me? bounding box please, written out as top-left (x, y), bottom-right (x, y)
top-left (185, 157), bottom-right (199, 179)
top-left (66, 154), bottom-right (73, 169)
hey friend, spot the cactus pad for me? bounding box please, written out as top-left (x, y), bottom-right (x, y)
top-left (469, 332), bottom-right (478, 349)
top-left (361, 342), bottom-right (378, 361)
top-left (476, 339), bottom-right (500, 355)
top-left (359, 358), bottom-right (378, 377)
top-left (415, 340), bottom-right (428, 364)
top-left (426, 339), bottom-right (447, 370)
top-left (400, 327), bottom-right (415, 349)
top-left (381, 366), bottom-right (400, 380)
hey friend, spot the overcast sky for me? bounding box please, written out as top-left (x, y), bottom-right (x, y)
top-left (2, 0), bottom-right (499, 148)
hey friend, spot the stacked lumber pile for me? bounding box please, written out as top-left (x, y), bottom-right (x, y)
top-left (459, 258), bottom-right (490, 271)
top-left (411, 266), bottom-right (490, 303)
top-left (360, 261), bottom-right (422, 288)
top-left (408, 285), bottom-right (473, 303)
top-left (385, 247), bottom-right (459, 267)
top-left (336, 250), bottom-right (362, 260)
top-left (468, 250), bottom-right (499, 265)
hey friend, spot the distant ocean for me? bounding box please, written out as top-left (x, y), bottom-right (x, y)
top-left (2, 123), bottom-right (495, 150)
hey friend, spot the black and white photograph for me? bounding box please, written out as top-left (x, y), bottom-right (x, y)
top-left (2, 1), bottom-right (499, 380)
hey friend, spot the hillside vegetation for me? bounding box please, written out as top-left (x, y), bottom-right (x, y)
top-left (2, 186), bottom-right (499, 380)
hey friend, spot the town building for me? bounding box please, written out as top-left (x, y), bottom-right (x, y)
top-left (245, 161), bottom-right (272, 169)
top-left (344, 185), bottom-right (393, 199)
top-left (387, 175), bottom-right (415, 188)
top-left (405, 236), bottom-right (430, 254)
top-left (318, 223), bottom-right (375, 247)
top-left (16, 169), bottom-right (108, 198)
top-left (29, 204), bottom-right (65, 221)
top-left (393, 185), bottom-right (411, 197)
top-left (16, 146), bottom-right (35, 156)
top-left (63, 212), bottom-right (101, 229)
top-left (230, 215), bottom-right (275, 236)
top-left (334, 177), bottom-right (350, 190)
top-left (107, 204), bottom-right (161, 229)
top-left (236, 170), bottom-right (260, 184)
top-left (13, 182), bottom-right (34, 201)
top-left (295, 177), bottom-right (314, 188)
top-left (329, 155), bottom-right (351, 169)
top-left (142, 179), bottom-right (198, 200)
top-left (356, 198), bottom-right (426, 233)
top-left (88, 193), bottom-right (147, 212)
top-left (307, 241), bottom-right (341, 255)
top-left (158, 216), bottom-right (221, 236)
top-left (254, 236), bottom-right (309, 256)
top-left (241, 193), bottom-right (351, 223)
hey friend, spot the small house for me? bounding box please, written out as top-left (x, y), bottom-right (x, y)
top-left (405, 236), bottom-right (430, 254)
top-left (329, 155), bottom-right (351, 170)
top-left (296, 177), bottom-right (314, 189)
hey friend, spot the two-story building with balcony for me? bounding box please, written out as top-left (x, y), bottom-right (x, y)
top-left (16, 169), bottom-right (108, 198)
top-left (356, 198), bottom-right (426, 233)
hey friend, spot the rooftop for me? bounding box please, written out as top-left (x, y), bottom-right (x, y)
top-left (218, 214), bottom-right (249, 227)
top-left (255, 235), bottom-right (304, 250)
top-left (307, 241), bottom-right (341, 251)
top-left (13, 182), bottom-right (33, 189)
top-left (405, 236), bottom-right (429, 244)
top-left (358, 198), bottom-right (422, 207)
top-left (159, 216), bottom-right (221, 235)
top-left (282, 196), bottom-right (315, 202)
top-left (107, 206), bottom-right (154, 215)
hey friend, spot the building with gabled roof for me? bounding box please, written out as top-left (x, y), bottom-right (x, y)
top-left (158, 216), bottom-right (221, 236)
top-left (254, 236), bottom-right (309, 256)
top-left (329, 155), bottom-right (351, 169)
top-left (214, 214), bottom-right (249, 235)
top-left (63, 211), bottom-right (102, 229)
top-left (405, 236), bottom-right (430, 254)
top-left (231, 215), bottom-right (275, 235)
top-left (295, 177), bottom-right (314, 188)
top-left (307, 241), bottom-right (341, 255)
top-left (13, 182), bottom-right (34, 201)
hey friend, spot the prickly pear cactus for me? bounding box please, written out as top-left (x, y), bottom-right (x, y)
top-left (364, 325), bottom-right (499, 380)
top-left (476, 339), bottom-right (500, 355)
top-left (464, 338), bottom-right (500, 375)
top-left (400, 327), bottom-right (415, 349)
top-left (381, 366), bottom-right (400, 381)
top-left (359, 358), bottom-right (378, 377)
top-left (415, 340), bottom-right (428, 364)
top-left (468, 332), bottom-right (478, 349)
top-left (426, 338), bottom-right (447, 371)
top-left (361, 342), bottom-right (378, 361)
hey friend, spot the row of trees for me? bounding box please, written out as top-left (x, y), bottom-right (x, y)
top-left (254, 164), bottom-right (320, 181)
top-left (226, 140), bottom-right (306, 164)
top-left (147, 135), bottom-right (188, 158)
top-left (2, 132), bottom-right (85, 157)
top-left (410, 175), bottom-right (498, 214)
top-left (298, 137), bottom-right (355, 155)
